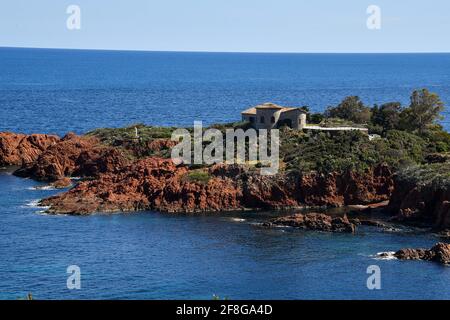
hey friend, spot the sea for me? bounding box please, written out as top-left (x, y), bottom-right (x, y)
top-left (0, 47), bottom-right (449, 299)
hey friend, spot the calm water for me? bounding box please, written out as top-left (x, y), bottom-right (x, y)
top-left (0, 48), bottom-right (450, 299)
top-left (0, 48), bottom-right (449, 135)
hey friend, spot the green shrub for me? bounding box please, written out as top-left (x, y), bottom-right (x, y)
top-left (184, 170), bottom-right (211, 184)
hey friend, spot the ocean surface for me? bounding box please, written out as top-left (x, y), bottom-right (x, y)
top-left (1, 48), bottom-right (450, 299)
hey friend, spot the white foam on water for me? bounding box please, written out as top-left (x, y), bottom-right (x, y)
top-left (27, 185), bottom-right (57, 191)
top-left (230, 217), bottom-right (246, 222)
top-left (373, 251), bottom-right (397, 260)
top-left (24, 199), bottom-right (41, 207)
top-left (22, 199), bottom-right (50, 211)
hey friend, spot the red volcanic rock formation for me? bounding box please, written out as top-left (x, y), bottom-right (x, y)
top-left (394, 242), bottom-right (450, 265)
top-left (51, 177), bottom-right (73, 189)
top-left (388, 173), bottom-right (450, 230)
top-left (41, 158), bottom-right (243, 214)
top-left (14, 133), bottom-right (129, 181)
top-left (2, 130), bottom-right (393, 215)
top-left (147, 138), bottom-right (178, 152)
top-left (0, 132), bottom-right (59, 166)
top-left (40, 159), bottom-right (393, 215)
top-left (298, 164), bottom-right (393, 207)
top-left (263, 213), bottom-right (356, 233)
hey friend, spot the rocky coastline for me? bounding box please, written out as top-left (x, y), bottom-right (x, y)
top-left (1, 131), bottom-right (394, 214)
top-left (1, 127), bottom-right (450, 264)
top-left (0, 130), bottom-right (448, 226)
top-left (378, 242), bottom-right (450, 265)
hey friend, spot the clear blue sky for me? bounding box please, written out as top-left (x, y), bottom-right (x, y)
top-left (0, 0), bottom-right (449, 52)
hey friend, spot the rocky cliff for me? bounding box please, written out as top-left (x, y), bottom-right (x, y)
top-left (0, 132), bottom-right (59, 166)
top-left (13, 132), bottom-right (129, 181)
top-left (388, 164), bottom-right (450, 230)
top-left (0, 131), bottom-right (396, 216)
top-left (39, 157), bottom-right (393, 215)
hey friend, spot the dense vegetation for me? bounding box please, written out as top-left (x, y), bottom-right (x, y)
top-left (86, 89), bottom-right (450, 176)
top-left (87, 124), bottom-right (176, 144)
top-left (396, 162), bottom-right (450, 190)
top-left (284, 89), bottom-right (449, 173)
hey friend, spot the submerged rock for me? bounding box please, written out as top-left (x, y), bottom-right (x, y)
top-left (394, 242), bottom-right (450, 265)
top-left (263, 213), bottom-right (356, 233)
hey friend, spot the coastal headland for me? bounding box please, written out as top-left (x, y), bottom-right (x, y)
top-left (1, 91), bottom-right (450, 264)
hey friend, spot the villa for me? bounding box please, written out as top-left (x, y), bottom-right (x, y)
top-left (241, 103), bottom-right (368, 133)
top-left (241, 103), bottom-right (307, 130)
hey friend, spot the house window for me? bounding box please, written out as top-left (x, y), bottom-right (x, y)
top-left (260, 116), bottom-right (265, 124)
top-left (249, 117), bottom-right (255, 123)
top-left (271, 116), bottom-right (275, 124)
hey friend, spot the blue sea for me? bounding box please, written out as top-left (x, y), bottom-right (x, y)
top-left (0, 48), bottom-right (450, 299)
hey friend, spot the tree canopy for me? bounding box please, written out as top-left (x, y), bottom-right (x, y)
top-left (325, 96), bottom-right (371, 124)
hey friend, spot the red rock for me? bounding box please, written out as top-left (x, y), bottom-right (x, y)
top-left (40, 158), bottom-right (243, 214)
top-left (40, 159), bottom-right (394, 215)
top-left (51, 177), bottom-right (73, 189)
top-left (14, 133), bottom-right (129, 181)
top-left (0, 132), bottom-right (59, 166)
top-left (388, 174), bottom-right (450, 230)
top-left (394, 242), bottom-right (450, 264)
top-left (263, 213), bottom-right (356, 233)
top-left (147, 139), bottom-right (177, 152)
top-left (298, 164), bottom-right (393, 207)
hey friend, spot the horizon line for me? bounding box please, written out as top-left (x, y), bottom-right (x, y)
top-left (1, 45), bottom-right (450, 55)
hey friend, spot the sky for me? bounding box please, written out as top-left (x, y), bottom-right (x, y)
top-left (0, 0), bottom-right (449, 53)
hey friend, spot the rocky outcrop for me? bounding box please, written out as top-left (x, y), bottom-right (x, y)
top-left (51, 177), bottom-right (73, 189)
top-left (40, 160), bottom-right (394, 215)
top-left (14, 133), bottom-right (129, 181)
top-left (0, 132), bottom-right (59, 166)
top-left (298, 164), bottom-right (393, 206)
top-left (2, 130), bottom-right (394, 215)
top-left (388, 167), bottom-right (450, 230)
top-left (40, 158), bottom-right (242, 214)
top-left (262, 213), bottom-right (356, 233)
top-left (394, 242), bottom-right (450, 265)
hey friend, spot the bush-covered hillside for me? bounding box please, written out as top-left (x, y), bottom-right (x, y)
top-left (86, 89), bottom-right (450, 175)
